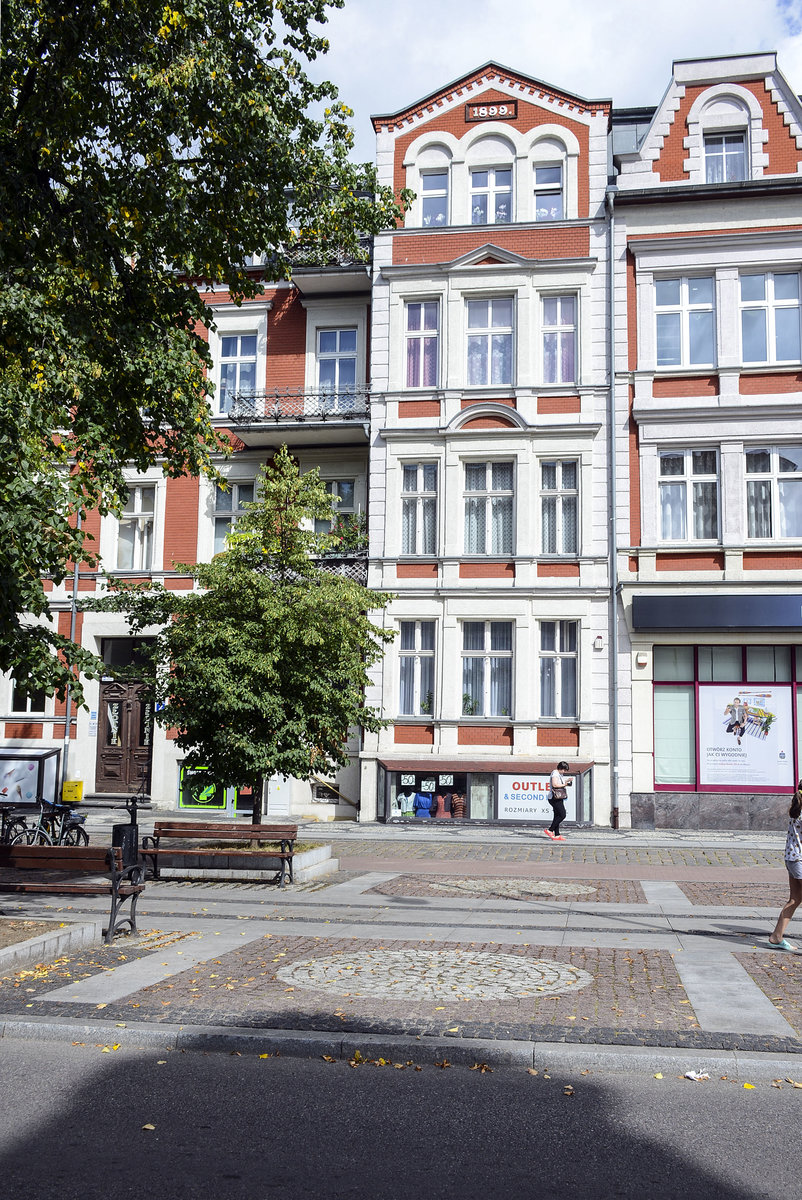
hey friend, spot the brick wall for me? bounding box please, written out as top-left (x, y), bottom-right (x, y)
top-left (394, 724), bottom-right (435, 744)
top-left (459, 562), bottom-right (515, 578)
top-left (393, 225), bottom-right (590, 266)
top-left (537, 726), bottom-right (579, 747)
top-left (457, 725), bottom-right (513, 746)
top-left (164, 475), bottom-right (200, 569)
top-left (537, 395), bottom-right (581, 414)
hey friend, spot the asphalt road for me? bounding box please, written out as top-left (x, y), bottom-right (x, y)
top-left (0, 1040), bottom-right (799, 1199)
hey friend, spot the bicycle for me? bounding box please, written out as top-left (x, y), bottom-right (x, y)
top-left (10, 798), bottom-right (89, 846)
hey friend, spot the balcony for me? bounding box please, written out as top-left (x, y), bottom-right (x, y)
top-left (219, 387), bottom-right (371, 448)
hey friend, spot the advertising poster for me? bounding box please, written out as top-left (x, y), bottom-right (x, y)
top-left (497, 775), bottom-right (577, 822)
top-left (698, 685), bottom-right (794, 788)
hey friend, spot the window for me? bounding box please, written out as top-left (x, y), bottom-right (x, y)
top-left (402, 463), bottom-right (437, 555)
top-left (740, 273), bottom-right (801, 365)
top-left (466, 297), bottom-right (514, 386)
top-left (539, 621), bottom-right (577, 718)
top-left (315, 480), bottom-right (355, 535)
top-left (399, 621), bottom-right (436, 716)
top-left (117, 485), bottom-right (155, 571)
top-left (470, 167), bottom-right (512, 225)
top-left (541, 460), bottom-right (578, 554)
top-left (219, 333), bottom-right (257, 413)
top-left (464, 461), bottom-right (514, 555)
top-left (542, 295), bottom-right (576, 384)
top-left (655, 277), bottom-right (715, 368)
top-left (317, 329), bottom-right (357, 394)
top-left (746, 447), bottom-right (802, 539)
top-left (421, 171), bottom-right (448, 226)
top-left (659, 450), bottom-right (718, 541)
top-left (704, 133), bottom-right (746, 183)
top-left (461, 621), bottom-right (513, 717)
top-left (534, 165), bottom-right (563, 221)
top-left (213, 480), bottom-right (255, 555)
top-left (406, 302), bottom-right (439, 388)
top-left (10, 682), bottom-right (46, 714)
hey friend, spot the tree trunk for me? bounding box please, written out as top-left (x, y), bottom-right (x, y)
top-left (250, 777), bottom-right (264, 825)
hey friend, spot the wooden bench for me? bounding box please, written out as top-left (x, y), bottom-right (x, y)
top-left (142, 821), bottom-right (298, 887)
top-left (0, 844), bottom-right (146, 943)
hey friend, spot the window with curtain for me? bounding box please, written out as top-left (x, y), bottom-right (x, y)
top-left (314, 479), bottom-right (355, 536)
top-left (470, 167), bottom-right (512, 225)
top-left (533, 164), bottom-right (564, 221)
top-left (402, 463), bottom-right (437, 555)
top-left (219, 333), bottom-right (258, 413)
top-left (406, 302), bottom-right (439, 388)
top-left (655, 276), bottom-right (715, 368)
top-left (464, 461), bottom-right (514, 555)
top-left (746, 446), bottom-right (802, 539)
top-left (539, 621), bottom-right (578, 718)
top-left (541, 460), bottom-right (578, 555)
top-left (461, 621), bottom-right (513, 717)
top-left (542, 295), bottom-right (577, 384)
top-left (213, 480), bottom-right (255, 555)
top-left (740, 273), bottom-right (801, 365)
top-left (421, 171), bottom-right (449, 226)
top-left (399, 621), bottom-right (436, 716)
top-left (466, 297), bottom-right (514, 386)
top-left (658, 449), bottom-right (719, 541)
top-left (117, 485), bottom-right (155, 571)
top-left (704, 133), bottom-right (746, 183)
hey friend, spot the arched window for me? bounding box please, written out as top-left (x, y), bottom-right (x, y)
top-left (685, 85), bottom-right (766, 184)
top-left (416, 144), bottom-right (452, 227)
top-left (532, 137), bottom-right (567, 221)
top-left (465, 135), bottom-right (515, 226)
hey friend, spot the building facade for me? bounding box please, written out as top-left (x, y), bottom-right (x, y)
top-left (3, 53), bottom-right (802, 830)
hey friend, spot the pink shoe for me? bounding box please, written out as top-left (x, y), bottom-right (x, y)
top-left (553, 835), bottom-right (566, 842)
top-left (544, 829), bottom-right (555, 839)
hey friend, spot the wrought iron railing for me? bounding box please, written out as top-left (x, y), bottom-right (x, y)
top-left (226, 387), bottom-right (371, 424)
top-left (314, 554), bottom-right (368, 585)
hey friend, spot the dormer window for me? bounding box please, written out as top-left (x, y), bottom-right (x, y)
top-left (534, 165), bottom-right (564, 220)
top-left (470, 167), bottom-right (512, 225)
top-left (704, 133), bottom-right (746, 183)
top-left (421, 172), bottom-right (449, 226)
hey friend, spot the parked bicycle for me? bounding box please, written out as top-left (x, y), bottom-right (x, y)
top-left (10, 798), bottom-right (89, 846)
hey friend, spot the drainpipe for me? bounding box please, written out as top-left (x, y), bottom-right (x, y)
top-left (61, 512), bottom-right (81, 789)
top-left (605, 186), bottom-right (620, 830)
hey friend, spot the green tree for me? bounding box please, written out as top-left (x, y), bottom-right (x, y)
top-left (0, 0), bottom-right (409, 701)
top-left (86, 446), bottom-right (393, 821)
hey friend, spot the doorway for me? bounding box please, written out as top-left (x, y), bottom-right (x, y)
top-left (94, 679), bottom-right (153, 794)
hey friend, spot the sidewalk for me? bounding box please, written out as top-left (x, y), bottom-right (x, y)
top-left (1, 830), bottom-right (800, 1076)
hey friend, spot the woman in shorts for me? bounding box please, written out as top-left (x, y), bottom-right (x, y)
top-left (768, 782), bottom-right (802, 951)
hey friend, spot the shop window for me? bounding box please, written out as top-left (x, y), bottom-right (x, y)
top-left (117, 485), bottom-right (155, 571)
top-left (542, 295), bottom-right (577, 385)
top-left (658, 449), bottom-right (718, 542)
top-left (406, 302), bottom-right (439, 388)
top-left (745, 446), bottom-right (802, 539)
top-left (389, 771), bottom-right (468, 820)
top-left (468, 774), bottom-right (495, 820)
top-left (399, 621), bottom-right (436, 716)
top-left (464, 461), bottom-right (514, 555)
top-left (655, 277), bottom-right (715, 368)
top-left (653, 645), bottom-right (694, 681)
top-left (213, 480), bottom-right (255, 555)
top-left (740, 274), bottom-right (801, 365)
top-left (697, 646), bottom-right (741, 681)
top-left (746, 646), bottom-right (791, 683)
top-left (421, 171), bottom-right (449, 226)
top-left (539, 621), bottom-right (577, 718)
top-left (541, 459), bottom-right (578, 555)
top-left (10, 682), bottom-right (46, 714)
top-left (314, 480), bottom-right (355, 536)
top-left (461, 621), bottom-right (513, 717)
top-left (704, 133), bottom-right (746, 183)
top-left (533, 164), bottom-right (564, 221)
top-left (470, 167), bottom-right (512, 225)
top-left (466, 297), bottom-right (514, 386)
top-left (219, 333), bottom-right (258, 413)
top-left (654, 687), bottom-right (696, 785)
top-left (402, 463), bottom-right (437, 555)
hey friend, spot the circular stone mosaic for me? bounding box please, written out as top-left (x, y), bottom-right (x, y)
top-left (425, 879), bottom-right (597, 900)
top-left (277, 949), bottom-right (592, 1001)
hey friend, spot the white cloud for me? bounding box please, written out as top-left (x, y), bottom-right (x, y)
top-left (308, 0), bottom-right (802, 163)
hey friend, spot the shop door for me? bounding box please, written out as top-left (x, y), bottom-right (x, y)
top-left (95, 680), bottom-right (153, 793)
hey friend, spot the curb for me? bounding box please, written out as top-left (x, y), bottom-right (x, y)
top-left (0, 920), bottom-right (104, 974)
top-left (1, 1013), bottom-right (801, 1079)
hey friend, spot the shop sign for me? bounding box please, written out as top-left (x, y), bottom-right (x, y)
top-left (497, 775), bottom-right (577, 822)
top-left (697, 685), bottom-right (795, 789)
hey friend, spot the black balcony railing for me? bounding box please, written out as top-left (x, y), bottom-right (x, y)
top-left (315, 553), bottom-right (368, 586)
top-left (225, 387), bottom-right (370, 424)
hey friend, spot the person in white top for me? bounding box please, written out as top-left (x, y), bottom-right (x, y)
top-left (768, 782), bottom-right (802, 951)
top-left (545, 761), bottom-right (573, 841)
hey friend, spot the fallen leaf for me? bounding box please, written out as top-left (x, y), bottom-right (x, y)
top-left (142, 1124), bottom-right (155, 1131)
top-left (743, 1083), bottom-right (755, 1090)
top-left (654, 1073), bottom-right (663, 1079)
top-left (435, 1060), bottom-right (451, 1069)
top-left (563, 1085), bottom-right (574, 1096)
top-left (527, 1069), bottom-right (539, 1076)
top-left (156, 1061), bottom-right (167, 1066)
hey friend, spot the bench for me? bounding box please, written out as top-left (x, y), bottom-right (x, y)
top-left (142, 821), bottom-right (298, 887)
top-left (0, 844), bottom-right (145, 943)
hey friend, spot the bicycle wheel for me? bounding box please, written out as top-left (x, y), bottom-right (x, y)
top-left (4, 820), bottom-right (30, 845)
top-left (25, 826), bottom-right (54, 846)
top-left (61, 826), bottom-right (89, 846)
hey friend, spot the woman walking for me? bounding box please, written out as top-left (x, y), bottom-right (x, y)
top-left (545, 761), bottom-right (572, 841)
top-left (767, 781), bottom-right (802, 951)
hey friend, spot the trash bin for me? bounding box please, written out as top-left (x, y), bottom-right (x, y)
top-left (112, 823), bottom-right (138, 868)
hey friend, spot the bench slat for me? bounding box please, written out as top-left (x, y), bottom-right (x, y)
top-left (0, 846), bottom-right (121, 872)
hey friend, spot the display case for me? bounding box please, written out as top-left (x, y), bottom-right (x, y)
top-left (0, 746), bottom-right (61, 806)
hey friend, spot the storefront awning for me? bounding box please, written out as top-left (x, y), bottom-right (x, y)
top-left (632, 594), bottom-right (802, 632)
top-left (378, 758), bottom-right (593, 773)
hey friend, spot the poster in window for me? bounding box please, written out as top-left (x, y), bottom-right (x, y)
top-left (697, 685), bottom-right (794, 788)
top-left (497, 775), bottom-right (577, 822)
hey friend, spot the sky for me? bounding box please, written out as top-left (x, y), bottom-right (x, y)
top-left (309, 0), bottom-right (802, 164)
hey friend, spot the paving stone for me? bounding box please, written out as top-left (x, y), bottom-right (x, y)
top-left (366, 875), bottom-right (645, 903)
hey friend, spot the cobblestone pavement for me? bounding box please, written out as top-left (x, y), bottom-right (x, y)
top-left (365, 875), bottom-right (647, 904)
top-left (678, 881), bottom-right (790, 907)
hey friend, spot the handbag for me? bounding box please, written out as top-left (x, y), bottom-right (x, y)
top-left (551, 786), bottom-right (567, 801)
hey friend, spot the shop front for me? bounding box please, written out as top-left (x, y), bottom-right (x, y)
top-left (377, 759), bottom-right (594, 825)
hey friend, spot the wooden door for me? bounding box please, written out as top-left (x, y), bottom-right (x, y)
top-left (95, 681), bottom-right (153, 794)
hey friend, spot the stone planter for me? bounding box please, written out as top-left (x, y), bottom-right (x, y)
top-left (158, 841), bottom-right (338, 883)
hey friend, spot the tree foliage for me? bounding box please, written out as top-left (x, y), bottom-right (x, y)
top-left (0, 0), bottom-right (408, 699)
top-left (86, 447), bottom-right (393, 820)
